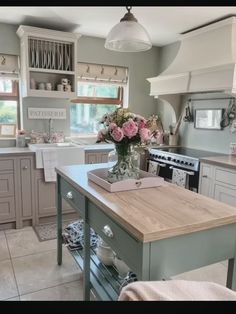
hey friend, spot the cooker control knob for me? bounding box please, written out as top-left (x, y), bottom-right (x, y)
top-left (184, 161), bottom-right (188, 165)
top-left (176, 160), bottom-right (180, 163)
top-left (172, 159), bottom-right (176, 162)
top-left (189, 163), bottom-right (194, 167)
top-left (167, 157), bottom-right (171, 161)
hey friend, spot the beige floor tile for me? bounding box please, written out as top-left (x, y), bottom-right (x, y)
top-left (4, 296), bottom-right (20, 301)
top-left (0, 260), bottom-right (18, 300)
top-left (0, 233), bottom-right (10, 261)
top-left (13, 248), bottom-right (82, 295)
top-left (6, 228), bottom-right (56, 258)
top-left (172, 262), bottom-right (227, 286)
top-left (20, 280), bottom-right (84, 301)
top-left (4, 227), bottom-right (33, 234)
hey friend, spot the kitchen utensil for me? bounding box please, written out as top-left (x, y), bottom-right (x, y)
top-left (229, 143), bottom-right (236, 155)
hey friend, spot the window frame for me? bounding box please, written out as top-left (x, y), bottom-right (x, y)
top-left (71, 83), bottom-right (124, 106)
top-left (70, 81), bottom-right (128, 137)
top-left (0, 80), bottom-right (20, 138)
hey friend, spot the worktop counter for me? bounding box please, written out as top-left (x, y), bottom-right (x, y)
top-left (0, 147), bottom-right (34, 156)
top-left (56, 163), bottom-right (236, 243)
top-left (200, 155), bottom-right (236, 170)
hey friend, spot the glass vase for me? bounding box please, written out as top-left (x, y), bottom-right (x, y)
top-left (107, 143), bottom-right (140, 183)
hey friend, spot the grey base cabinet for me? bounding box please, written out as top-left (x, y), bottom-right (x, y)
top-left (0, 155), bottom-right (35, 229)
top-left (35, 169), bottom-right (75, 224)
top-left (85, 151), bottom-right (110, 164)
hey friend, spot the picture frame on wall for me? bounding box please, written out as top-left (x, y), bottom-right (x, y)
top-left (0, 124), bottom-right (16, 137)
top-left (194, 109), bottom-right (224, 130)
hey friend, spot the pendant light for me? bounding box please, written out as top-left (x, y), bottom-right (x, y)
top-left (105, 6), bottom-right (152, 52)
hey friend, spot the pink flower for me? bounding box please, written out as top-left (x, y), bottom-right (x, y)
top-left (111, 127), bottom-right (124, 142)
top-left (108, 123), bottom-right (117, 131)
top-left (139, 128), bottom-right (151, 143)
top-left (122, 119), bottom-right (138, 139)
top-left (138, 119), bottom-right (147, 129)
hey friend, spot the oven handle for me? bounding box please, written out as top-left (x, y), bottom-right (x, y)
top-left (169, 166), bottom-right (195, 176)
top-left (148, 160), bottom-right (166, 168)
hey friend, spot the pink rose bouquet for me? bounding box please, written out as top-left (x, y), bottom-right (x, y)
top-left (96, 107), bottom-right (151, 146)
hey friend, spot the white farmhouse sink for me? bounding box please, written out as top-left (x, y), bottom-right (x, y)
top-left (28, 143), bottom-right (85, 169)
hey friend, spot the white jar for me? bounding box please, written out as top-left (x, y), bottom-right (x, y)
top-left (96, 239), bottom-right (114, 266)
top-left (113, 255), bottom-right (130, 278)
top-left (16, 135), bottom-right (26, 147)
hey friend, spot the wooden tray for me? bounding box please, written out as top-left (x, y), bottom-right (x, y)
top-left (87, 168), bottom-right (166, 192)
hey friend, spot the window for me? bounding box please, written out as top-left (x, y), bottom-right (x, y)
top-left (0, 79), bottom-right (19, 137)
top-left (70, 82), bottom-right (123, 136)
top-left (70, 62), bottom-right (128, 136)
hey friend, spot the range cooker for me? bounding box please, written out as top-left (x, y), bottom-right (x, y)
top-left (148, 147), bottom-right (223, 192)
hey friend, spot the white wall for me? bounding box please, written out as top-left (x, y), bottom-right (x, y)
top-left (156, 41), bottom-right (236, 153)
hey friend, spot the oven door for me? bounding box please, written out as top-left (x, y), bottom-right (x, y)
top-left (148, 160), bottom-right (199, 192)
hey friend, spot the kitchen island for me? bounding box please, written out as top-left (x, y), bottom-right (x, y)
top-left (56, 163), bottom-right (236, 300)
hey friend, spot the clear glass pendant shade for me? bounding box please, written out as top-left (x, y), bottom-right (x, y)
top-left (105, 7), bottom-right (152, 52)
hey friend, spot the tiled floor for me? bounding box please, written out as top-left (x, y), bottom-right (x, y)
top-left (0, 226), bottom-right (229, 301)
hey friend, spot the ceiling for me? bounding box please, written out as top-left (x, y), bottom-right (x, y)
top-left (1, 6), bottom-right (236, 46)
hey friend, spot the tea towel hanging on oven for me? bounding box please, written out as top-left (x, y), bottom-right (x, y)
top-left (172, 168), bottom-right (189, 189)
top-left (148, 160), bottom-right (160, 175)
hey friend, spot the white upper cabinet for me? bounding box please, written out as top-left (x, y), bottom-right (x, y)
top-left (16, 25), bottom-right (80, 98)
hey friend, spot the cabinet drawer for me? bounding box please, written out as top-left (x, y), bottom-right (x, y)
top-left (0, 159), bottom-right (14, 172)
top-left (0, 173), bottom-right (14, 197)
top-left (88, 202), bottom-right (140, 273)
top-left (214, 183), bottom-right (236, 207)
top-left (61, 179), bottom-right (85, 216)
top-left (215, 168), bottom-right (236, 187)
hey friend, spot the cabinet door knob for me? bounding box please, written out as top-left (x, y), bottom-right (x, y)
top-left (102, 225), bottom-right (114, 238)
top-left (202, 175), bottom-right (208, 178)
top-left (66, 191), bottom-right (73, 200)
top-left (23, 166), bottom-right (28, 170)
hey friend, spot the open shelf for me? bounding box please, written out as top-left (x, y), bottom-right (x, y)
top-left (63, 240), bottom-right (124, 301)
top-left (28, 89), bottom-right (75, 99)
top-left (29, 67), bottom-right (75, 75)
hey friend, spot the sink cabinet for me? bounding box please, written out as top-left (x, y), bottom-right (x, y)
top-left (34, 169), bottom-right (77, 224)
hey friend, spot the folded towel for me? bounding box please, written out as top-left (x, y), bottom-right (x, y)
top-left (42, 149), bottom-right (58, 182)
top-left (148, 160), bottom-right (160, 175)
top-left (118, 280), bottom-right (236, 301)
top-left (63, 219), bottom-right (99, 251)
top-left (172, 168), bottom-right (189, 188)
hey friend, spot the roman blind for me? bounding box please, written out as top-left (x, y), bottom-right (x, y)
top-left (0, 54), bottom-right (19, 79)
top-left (77, 62), bottom-right (128, 84)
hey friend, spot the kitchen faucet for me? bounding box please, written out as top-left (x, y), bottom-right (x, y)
top-left (47, 118), bottom-right (53, 143)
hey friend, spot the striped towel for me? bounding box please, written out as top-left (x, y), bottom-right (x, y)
top-left (172, 168), bottom-right (189, 188)
top-left (148, 160), bottom-right (160, 175)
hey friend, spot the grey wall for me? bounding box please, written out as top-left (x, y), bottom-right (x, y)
top-left (156, 41), bottom-right (236, 154)
top-left (0, 23), bottom-right (160, 147)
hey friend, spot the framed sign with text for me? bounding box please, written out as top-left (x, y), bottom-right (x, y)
top-left (28, 108), bottom-right (66, 120)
